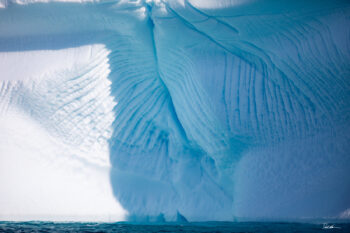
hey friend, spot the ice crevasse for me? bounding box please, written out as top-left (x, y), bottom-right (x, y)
top-left (0, 0), bottom-right (349, 222)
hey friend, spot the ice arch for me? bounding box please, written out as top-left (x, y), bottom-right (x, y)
top-left (0, 0), bottom-right (349, 221)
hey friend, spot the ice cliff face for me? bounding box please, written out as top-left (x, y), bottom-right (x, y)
top-left (0, 0), bottom-right (350, 222)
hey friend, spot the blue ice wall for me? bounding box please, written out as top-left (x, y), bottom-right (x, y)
top-left (107, 0), bottom-right (350, 221)
top-left (0, 0), bottom-right (349, 221)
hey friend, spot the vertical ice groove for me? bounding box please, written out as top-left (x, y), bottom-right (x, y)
top-left (147, 2), bottom-right (190, 145)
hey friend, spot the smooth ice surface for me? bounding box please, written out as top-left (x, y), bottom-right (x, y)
top-left (0, 0), bottom-right (349, 222)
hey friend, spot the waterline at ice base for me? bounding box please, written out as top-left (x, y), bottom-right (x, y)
top-left (0, 0), bottom-right (349, 222)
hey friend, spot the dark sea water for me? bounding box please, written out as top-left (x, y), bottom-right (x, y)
top-left (0, 221), bottom-right (349, 233)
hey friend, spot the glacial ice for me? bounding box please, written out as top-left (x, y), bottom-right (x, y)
top-left (0, 0), bottom-right (349, 222)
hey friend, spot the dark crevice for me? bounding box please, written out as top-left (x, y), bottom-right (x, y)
top-left (145, 3), bottom-right (190, 144)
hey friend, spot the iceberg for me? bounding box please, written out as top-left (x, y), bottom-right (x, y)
top-left (0, 0), bottom-right (349, 222)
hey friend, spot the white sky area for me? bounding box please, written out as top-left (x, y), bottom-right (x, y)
top-left (0, 45), bottom-right (127, 221)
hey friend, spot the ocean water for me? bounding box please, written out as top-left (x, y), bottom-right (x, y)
top-left (0, 221), bottom-right (349, 233)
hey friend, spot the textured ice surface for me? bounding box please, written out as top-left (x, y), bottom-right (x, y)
top-left (0, 0), bottom-right (349, 222)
